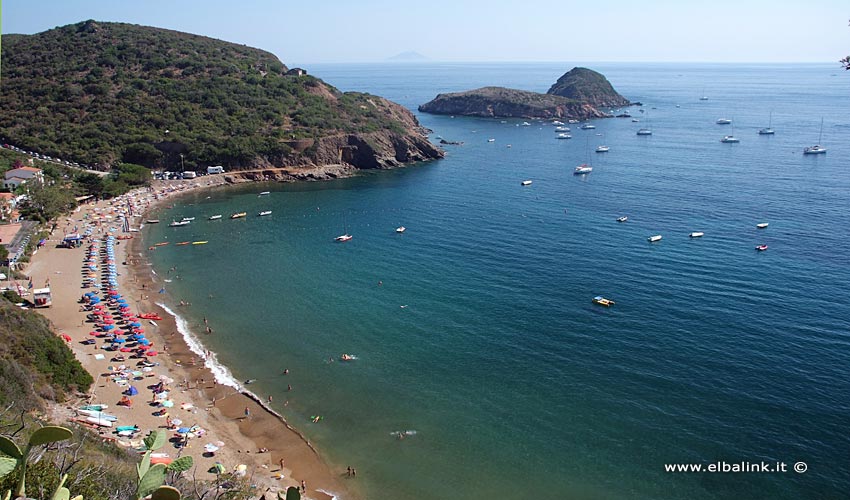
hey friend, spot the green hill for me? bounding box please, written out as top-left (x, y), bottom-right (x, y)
top-left (546, 67), bottom-right (630, 108)
top-left (0, 20), bottom-right (441, 171)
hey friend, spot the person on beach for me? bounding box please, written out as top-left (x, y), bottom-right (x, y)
top-left (268, 395), bottom-right (273, 403)
top-left (301, 480), bottom-right (306, 493)
top-left (244, 407), bottom-right (250, 418)
top-left (287, 384), bottom-right (292, 392)
top-left (347, 466), bottom-right (351, 477)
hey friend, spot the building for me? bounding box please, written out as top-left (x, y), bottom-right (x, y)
top-left (286, 68), bottom-right (307, 76)
top-left (3, 167), bottom-right (44, 190)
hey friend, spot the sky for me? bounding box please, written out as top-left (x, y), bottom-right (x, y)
top-left (2, 0), bottom-right (848, 65)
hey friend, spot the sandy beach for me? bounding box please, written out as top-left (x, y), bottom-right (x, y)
top-left (26, 178), bottom-right (358, 500)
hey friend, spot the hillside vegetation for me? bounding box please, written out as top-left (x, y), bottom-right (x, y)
top-left (0, 20), bottom-right (440, 171)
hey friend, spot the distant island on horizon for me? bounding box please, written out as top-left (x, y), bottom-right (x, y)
top-left (386, 51), bottom-right (428, 62)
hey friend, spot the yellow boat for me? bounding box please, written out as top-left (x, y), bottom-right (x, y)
top-left (592, 296), bottom-right (615, 307)
top-left (230, 212), bottom-right (247, 219)
top-left (192, 241), bottom-right (208, 245)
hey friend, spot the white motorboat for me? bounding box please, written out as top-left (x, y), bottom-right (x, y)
top-left (556, 133), bottom-right (572, 139)
top-left (700, 96), bottom-right (709, 101)
top-left (487, 138), bottom-right (495, 142)
top-left (616, 216), bottom-right (628, 223)
top-left (552, 120), bottom-right (564, 125)
top-left (689, 232), bottom-right (705, 238)
top-left (758, 111), bottom-right (774, 135)
top-left (521, 122), bottom-right (531, 126)
top-left (168, 220), bottom-right (190, 227)
top-left (574, 164), bottom-right (593, 175)
top-left (595, 145), bottom-right (610, 153)
top-left (259, 191), bottom-right (271, 196)
top-left (181, 217), bottom-right (195, 222)
top-left (208, 215), bottom-right (222, 220)
top-left (521, 180), bottom-right (533, 186)
top-left (636, 128), bottom-right (652, 135)
top-left (716, 118), bottom-right (732, 125)
top-left (580, 123), bottom-right (596, 130)
top-left (335, 234), bottom-right (353, 242)
top-left (258, 211), bottom-right (272, 216)
top-left (554, 126), bottom-right (571, 132)
top-left (145, 219), bottom-right (160, 224)
top-left (396, 226), bottom-right (406, 233)
top-left (648, 235), bottom-right (662, 242)
top-left (720, 135), bottom-right (740, 143)
top-left (756, 222), bottom-right (769, 229)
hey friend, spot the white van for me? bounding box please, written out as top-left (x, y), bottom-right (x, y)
top-left (207, 166), bottom-right (225, 174)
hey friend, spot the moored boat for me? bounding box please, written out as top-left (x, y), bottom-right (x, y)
top-left (192, 241), bottom-right (208, 245)
top-left (258, 211), bottom-right (272, 216)
top-left (755, 244), bottom-right (768, 251)
top-left (259, 191), bottom-right (271, 196)
top-left (592, 296), bottom-right (615, 307)
top-left (716, 118), bottom-right (732, 125)
top-left (168, 220), bottom-right (190, 227)
top-left (230, 212), bottom-right (247, 219)
top-left (756, 222), bottom-right (769, 229)
top-left (580, 123), bottom-right (596, 129)
top-left (556, 133), bottom-right (572, 139)
top-left (636, 127), bottom-right (652, 135)
top-left (616, 216), bottom-right (628, 223)
top-left (595, 145), bottom-right (610, 152)
top-left (648, 235), bottom-right (662, 242)
top-left (396, 226), bottom-right (406, 233)
top-left (145, 219), bottom-right (160, 224)
top-left (208, 214), bottom-right (222, 220)
top-left (521, 180), bottom-right (533, 186)
top-left (181, 217), bottom-right (195, 222)
top-left (689, 232), bottom-right (704, 238)
top-left (175, 241), bottom-right (190, 246)
top-left (720, 135), bottom-right (740, 143)
top-left (574, 164), bottom-right (592, 175)
top-left (335, 234), bottom-right (353, 242)
top-left (803, 145), bottom-right (826, 155)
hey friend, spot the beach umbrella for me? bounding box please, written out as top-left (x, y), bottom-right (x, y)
top-left (102, 324), bottom-right (114, 330)
top-left (159, 375), bottom-right (174, 384)
top-left (142, 367), bottom-right (153, 372)
top-left (208, 463), bottom-right (226, 474)
top-left (131, 322), bottom-right (142, 327)
top-left (146, 351), bottom-right (158, 357)
top-left (138, 339), bottom-right (151, 346)
top-left (125, 386), bottom-right (138, 396)
top-left (203, 443), bottom-right (219, 453)
top-left (120, 347), bottom-right (133, 353)
top-left (176, 427), bottom-right (191, 434)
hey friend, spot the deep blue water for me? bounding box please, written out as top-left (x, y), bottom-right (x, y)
top-left (144, 63), bottom-right (850, 499)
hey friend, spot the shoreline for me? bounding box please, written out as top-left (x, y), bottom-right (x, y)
top-left (28, 177), bottom-right (359, 500)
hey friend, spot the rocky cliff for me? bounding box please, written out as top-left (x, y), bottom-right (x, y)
top-left (547, 67), bottom-right (630, 108)
top-left (418, 87), bottom-right (607, 120)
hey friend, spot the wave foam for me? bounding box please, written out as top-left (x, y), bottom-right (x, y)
top-left (156, 302), bottom-right (240, 390)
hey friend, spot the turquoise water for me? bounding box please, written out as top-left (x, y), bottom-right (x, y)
top-left (144, 63), bottom-right (850, 499)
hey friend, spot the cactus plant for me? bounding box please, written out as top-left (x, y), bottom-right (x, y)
top-left (278, 486), bottom-right (300, 500)
top-left (150, 485), bottom-right (182, 500)
top-left (135, 430), bottom-right (193, 499)
top-left (0, 426), bottom-right (73, 498)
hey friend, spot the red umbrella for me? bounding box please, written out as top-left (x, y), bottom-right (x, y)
top-left (120, 347), bottom-right (133, 352)
top-left (60, 334), bottom-right (72, 342)
top-left (146, 351), bottom-right (158, 357)
top-left (88, 331), bottom-right (99, 336)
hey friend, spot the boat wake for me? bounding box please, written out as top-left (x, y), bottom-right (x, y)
top-left (390, 430), bottom-right (417, 437)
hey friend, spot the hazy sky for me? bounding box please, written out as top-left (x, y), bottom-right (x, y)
top-left (3, 0), bottom-right (848, 65)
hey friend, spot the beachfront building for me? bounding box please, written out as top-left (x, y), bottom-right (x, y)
top-left (4, 167), bottom-right (44, 190)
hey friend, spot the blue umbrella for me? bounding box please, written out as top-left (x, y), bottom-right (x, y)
top-left (112, 337), bottom-right (126, 343)
top-left (138, 339), bottom-right (150, 345)
top-left (102, 324), bottom-right (114, 330)
top-left (176, 427), bottom-right (191, 434)
top-left (125, 386), bottom-right (138, 396)
top-left (131, 322), bottom-right (142, 327)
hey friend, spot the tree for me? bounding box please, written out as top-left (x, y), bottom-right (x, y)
top-left (74, 172), bottom-right (105, 198)
top-left (17, 182), bottom-right (76, 222)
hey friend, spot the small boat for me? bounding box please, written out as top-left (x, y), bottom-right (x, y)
top-left (648, 235), bottom-right (662, 242)
top-left (208, 215), bottom-right (222, 220)
top-left (168, 220), bottom-right (190, 227)
top-left (175, 241), bottom-right (190, 246)
top-left (145, 219), bottom-right (160, 224)
top-left (574, 164), bottom-right (593, 175)
top-left (631, 118), bottom-right (640, 122)
top-left (689, 232), bottom-right (705, 238)
top-left (521, 122), bottom-right (531, 126)
top-left (716, 118), bottom-right (732, 125)
top-left (154, 242), bottom-right (169, 247)
top-left (396, 226), bottom-right (406, 233)
top-left (487, 138), bottom-right (495, 142)
top-left (340, 354), bottom-right (355, 361)
top-left (554, 126), bottom-right (571, 132)
top-left (755, 244), bottom-right (768, 251)
top-left (700, 96), bottom-right (709, 101)
top-left (521, 180), bottom-right (533, 186)
top-left (192, 241), bottom-right (208, 245)
top-left (803, 117), bottom-right (827, 154)
top-left (335, 234), bottom-right (353, 242)
top-left (720, 135), bottom-right (740, 143)
top-left (756, 222), bottom-right (769, 229)
top-left (77, 409), bottom-right (118, 421)
top-left (258, 211), bottom-right (272, 216)
top-left (636, 128), bottom-right (652, 136)
top-left (595, 145), bottom-right (610, 153)
top-left (552, 120), bottom-right (564, 125)
top-left (556, 133), bottom-right (572, 139)
top-left (85, 416), bottom-right (113, 428)
top-left (616, 216), bottom-right (628, 223)
top-left (759, 112), bottom-right (775, 135)
top-left (79, 404), bottom-right (108, 411)
top-left (181, 217), bottom-right (195, 222)
top-left (580, 123), bottom-right (596, 130)
top-left (230, 212), bottom-right (247, 219)
top-left (259, 191), bottom-right (271, 196)
top-left (568, 119), bottom-right (579, 124)
top-left (592, 296), bottom-right (615, 307)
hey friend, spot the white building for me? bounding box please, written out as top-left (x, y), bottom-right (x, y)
top-left (3, 167), bottom-right (44, 190)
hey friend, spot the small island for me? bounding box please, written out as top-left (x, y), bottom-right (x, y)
top-left (418, 67), bottom-right (630, 120)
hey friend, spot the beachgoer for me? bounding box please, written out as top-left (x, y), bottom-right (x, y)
top-left (301, 480), bottom-right (306, 493)
top-left (283, 369), bottom-right (289, 375)
top-left (268, 395), bottom-right (273, 403)
top-left (279, 458), bottom-right (285, 470)
top-left (287, 384), bottom-right (292, 392)
top-left (347, 466), bottom-right (351, 477)
top-left (244, 407), bottom-right (250, 418)
top-left (352, 468), bottom-right (356, 477)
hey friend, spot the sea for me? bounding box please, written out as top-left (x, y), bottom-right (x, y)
top-left (142, 63), bottom-right (850, 500)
